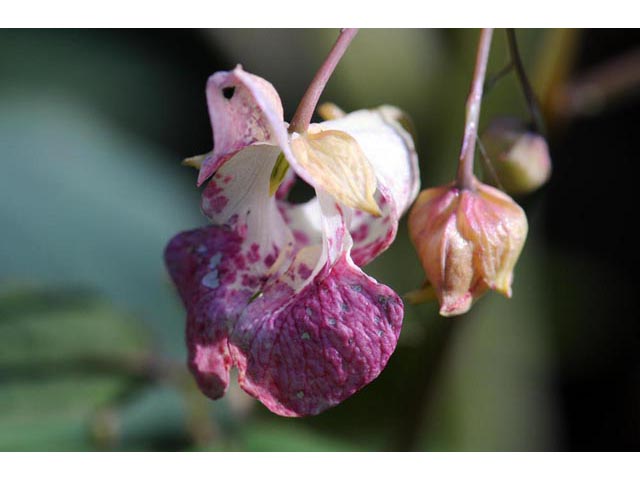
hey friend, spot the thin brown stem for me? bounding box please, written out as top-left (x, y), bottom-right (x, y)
top-left (507, 28), bottom-right (546, 135)
top-left (456, 28), bottom-right (494, 190)
top-left (288, 28), bottom-right (359, 134)
top-left (476, 133), bottom-right (505, 191)
top-left (484, 61), bottom-right (513, 94)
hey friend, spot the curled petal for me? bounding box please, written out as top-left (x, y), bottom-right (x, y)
top-left (290, 130), bottom-right (381, 216)
top-left (199, 66), bottom-right (288, 185)
top-left (320, 106), bottom-right (420, 216)
top-left (349, 186), bottom-right (397, 267)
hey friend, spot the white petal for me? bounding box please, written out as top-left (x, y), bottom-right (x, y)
top-left (320, 107), bottom-right (420, 216)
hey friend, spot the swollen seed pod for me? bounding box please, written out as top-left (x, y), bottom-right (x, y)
top-left (480, 117), bottom-right (551, 196)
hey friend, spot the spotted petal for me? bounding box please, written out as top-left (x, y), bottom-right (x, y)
top-left (167, 152), bottom-right (405, 416)
top-left (230, 192), bottom-right (403, 416)
top-left (198, 66), bottom-right (288, 186)
top-left (167, 144), bottom-right (290, 399)
top-left (165, 226), bottom-right (246, 398)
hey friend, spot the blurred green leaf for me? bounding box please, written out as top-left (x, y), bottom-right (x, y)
top-left (0, 288), bottom-right (153, 451)
top-left (115, 385), bottom-right (192, 451)
top-left (240, 421), bottom-right (361, 452)
top-left (0, 376), bottom-right (128, 451)
top-left (0, 289), bottom-right (149, 370)
top-left (0, 95), bottom-right (203, 356)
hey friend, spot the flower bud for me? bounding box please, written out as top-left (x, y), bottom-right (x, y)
top-left (407, 179), bottom-right (528, 316)
top-left (480, 117), bottom-right (551, 195)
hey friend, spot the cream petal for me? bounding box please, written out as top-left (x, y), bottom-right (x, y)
top-left (319, 106), bottom-right (420, 216)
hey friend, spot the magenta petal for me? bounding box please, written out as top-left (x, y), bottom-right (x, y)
top-left (229, 255), bottom-right (403, 417)
top-left (164, 226), bottom-right (255, 399)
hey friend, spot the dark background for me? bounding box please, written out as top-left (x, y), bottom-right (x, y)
top-left (0, 29), bottom-right (639, 451)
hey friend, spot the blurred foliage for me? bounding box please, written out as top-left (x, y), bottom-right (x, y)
top-left (0, 288), bottom-right (149, 450)
top-left (1, 29), bottom-right (639, 451)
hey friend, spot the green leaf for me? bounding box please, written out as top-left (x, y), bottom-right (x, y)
top-left (0, 289), bottom-right (149, 371)
top-left (0, 95), bottom-right (203, 356)
top-left (0, 288), bottom-right (152, 451)
top-left (240, 421), bottom-right (361, 452)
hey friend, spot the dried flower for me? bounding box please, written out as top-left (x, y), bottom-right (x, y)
top-left (407, 178), bottom-right (527, 316)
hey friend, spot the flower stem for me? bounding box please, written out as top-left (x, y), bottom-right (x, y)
top-left (288, 28), bottom-right (359, 134)
top-left (506, 28), bottom-right (546, 135)
top-left (456, 28), bottom-right (494, 191)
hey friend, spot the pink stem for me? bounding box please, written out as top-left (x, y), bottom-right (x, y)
top-left (289, 28), bottom-right (359, 133)
top-left (456, 28), bottom-right (494, 190)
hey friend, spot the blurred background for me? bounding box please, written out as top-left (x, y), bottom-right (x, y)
top-left (1, 29), bottom-right (639, 451)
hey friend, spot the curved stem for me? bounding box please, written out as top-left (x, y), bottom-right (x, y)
top-left (507, 28), bottom-right (546, 135)
top-left (484, 61), bottom-right (513, 94)
top-left (288, 28), bottom-right (359, 134)
top-left (456, 28), bottom-right (494, 190)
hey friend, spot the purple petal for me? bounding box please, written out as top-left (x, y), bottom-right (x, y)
top-left (164, 225), bottom-right (254, 399)
top-left (230, 254), bottom-right (403, 416)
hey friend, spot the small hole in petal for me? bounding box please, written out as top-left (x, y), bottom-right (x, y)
top-left (222, 87), bottom-right (235, 99)
top-left (286, 176), bottom-right (316, 204)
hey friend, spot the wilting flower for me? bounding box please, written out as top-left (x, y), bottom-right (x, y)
top-left (480, 117), bottom-right (551, 195)
top-left (407, 178), bottom-right (527, 317)
top-left (165, 66), bottom-right (419, 416)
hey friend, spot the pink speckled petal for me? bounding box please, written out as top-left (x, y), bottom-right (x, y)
top-left (228, 190), bottom-right (403, 416)
top-left (278, 198), bottom-right (323, 250)
top-left (198, 66), bottom-right (288, 186)
top-left (167, 146), bottom-right (295, 400)
top-left (277, 185), bottom-right (397, 268)
top-left (348, 185), bottom-right (396, 266)
top-left (201, 145), bottom-right (293, 279)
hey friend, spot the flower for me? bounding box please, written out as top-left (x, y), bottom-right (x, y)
top-left (165, 66), bottom-right (419, 416)
top-left (407, 178), bottom-right (527, 317)
top-left (480, 117), bottom-right (551, 195)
